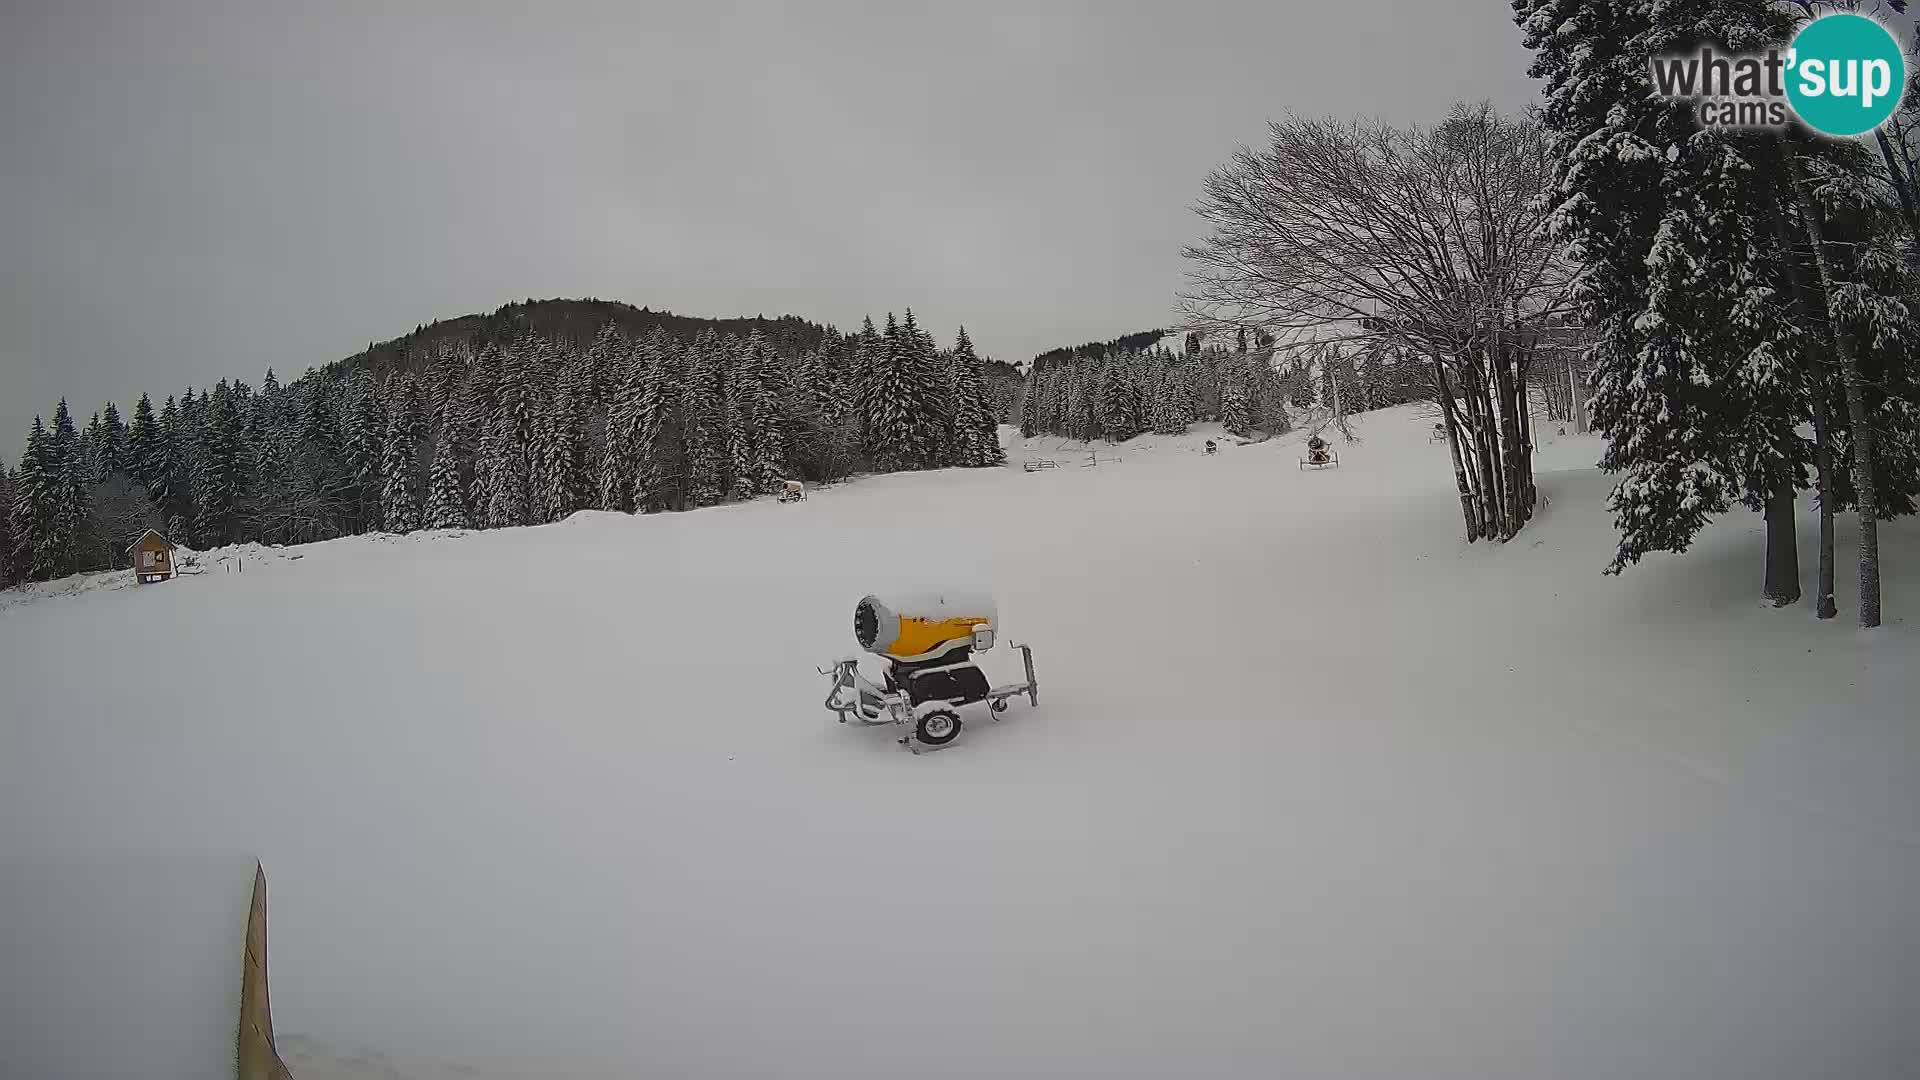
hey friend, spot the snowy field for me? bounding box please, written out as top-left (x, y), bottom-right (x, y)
top-left (3, 405), bottom-right (1917, 1080)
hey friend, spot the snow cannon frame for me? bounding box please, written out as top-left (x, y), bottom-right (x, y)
top-left (821, 592), bottom-right (1039, 753)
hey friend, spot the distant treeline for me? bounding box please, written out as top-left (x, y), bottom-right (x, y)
top-left (1030, 330), bottom-right (1170, 370)
top-left (3, 302), bottom-right (1015, 585)
top-left (1019, 339), bottom-right (1432, 443)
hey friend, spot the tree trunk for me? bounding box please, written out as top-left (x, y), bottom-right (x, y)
top-left (1569, 357), bottom-right (1590, 434)
top-left (1434, 358), bottom-right (1483, 541)
top-left (1764, 480), bottom-right (1801, 606)
top-left (1470, 362), bottom-right (1508, 538)
top-left (1769, 179), bottom-right (1832, 618)
top-left (1788, 150), bottom-right (1883, 628)
top-left (1505, 348), bottom-right (1537, 524)
top-left (1811, 391), bottom-right (1839, 619)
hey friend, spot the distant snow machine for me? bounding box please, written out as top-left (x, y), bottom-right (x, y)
top-left (778, 479), bottom-right (807, 503)
top-left (1299, 435), bottom-right (1339, 470)
top-left (1204, 440), bottom-right (1218, 455)
top-left (1429, 423), bottom-right (1448, 444)
top-left (819, 591), bottom-right (1038, 754)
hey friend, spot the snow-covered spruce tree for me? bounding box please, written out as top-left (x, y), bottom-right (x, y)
top-left (126, 393), bottom-right (162, 498)
top-left (0, 466), bottom-right (14, 587)
top-left (949, 327), bottom-right (1002, 465)
top-left (479, 334), bottom-right (542, 528)
top-left (478, 411), bottom-right (525, 529)
top-left (1518, 0), bottom-right (1813, 590)
top-left (948, 347), bottom-right (986, 464)
top-left (530, 397), bottom-right (583, 524)
top-left (46, 401), bottom-right (92, 575)
top-left (598, 335), bottom-right (643, 513)
top-left (424, 413), bottom-right (470, 531)
top-left (630, 332), bottom-right (679, 512)
top-left (899, 310), bottom-right (944, 466)
top-left (1019, 364), bottom-right (1042, 438)
top-left (1220, 358), bottom-right (1253, 437)
top-left (242, 370), bottom-right (293, 543)
top-left (1063, 360), bottom-right (1093, 441)
top-left (723, 346), bottom-right (755, 501)
top-left (340, 368), bottom-right (386, 532)
top-left (820, 369), bottom-right (864, 483)
top-left (9, 419), bottom-right (56, 581)
top-left (681, 333), bottom-right (727, 508)
top-left (743, 331), bottom-right (789, 491)
top-left (852, 316), bottom-right (882, 450)
top-left (190, 382), bottom-right (243, 547)
top-left (81, 412), bottom-right (106, 486)
top-left (420, 345), bottom-right (465, 423)
top-left (379, 373), bottom-right (424, 533)
top-left (863, 312), bottom-right (936, 471)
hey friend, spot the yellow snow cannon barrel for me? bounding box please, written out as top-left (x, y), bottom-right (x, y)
top-left (854, 590), bottom-right (999, 661)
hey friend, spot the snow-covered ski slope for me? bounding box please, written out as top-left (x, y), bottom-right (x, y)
top-left (3, 404), bottom-right (1916, 1080)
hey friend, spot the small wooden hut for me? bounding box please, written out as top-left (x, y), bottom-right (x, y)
top-left (129, 530), bottom-right (178, 584)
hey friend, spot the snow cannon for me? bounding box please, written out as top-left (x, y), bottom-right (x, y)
top-left (854, 590), bottom-right (999, 662)
top-left (821, 590), bottom-right (1039, 753)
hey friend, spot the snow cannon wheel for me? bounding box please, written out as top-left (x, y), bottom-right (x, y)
top-left (989, 698), bottom-right (1009, 714)
top-left (915, 708), bottom-right (962, 746)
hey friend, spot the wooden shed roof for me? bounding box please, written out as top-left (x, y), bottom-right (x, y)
top-left (127, 529), bottom-right (177, 553)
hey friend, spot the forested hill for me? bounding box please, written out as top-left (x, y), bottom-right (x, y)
top-left (3, 301), bottom-right (1019, 588)
top-left (332, 298), bottom-right (835, 380)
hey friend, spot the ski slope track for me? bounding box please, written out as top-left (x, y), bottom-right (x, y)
top-left (3, 405), bottom-right (1916, 1080)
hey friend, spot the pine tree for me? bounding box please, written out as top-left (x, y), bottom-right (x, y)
top-left (380, 374), bottom-right (424, 533)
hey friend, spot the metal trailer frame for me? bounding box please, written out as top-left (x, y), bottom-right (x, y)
top-left (819, 643), bottom-right (1038, 754)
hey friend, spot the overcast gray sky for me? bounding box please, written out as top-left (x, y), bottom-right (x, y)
top-left (0, 1), bottom-right (1538, 443)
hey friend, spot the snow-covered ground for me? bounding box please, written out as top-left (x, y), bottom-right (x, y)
top-left (3, 405), bottom-right (1916, 1080)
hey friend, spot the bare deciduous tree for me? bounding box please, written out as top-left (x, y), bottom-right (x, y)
top-left (1181, 103), bottom-right (1574, 541)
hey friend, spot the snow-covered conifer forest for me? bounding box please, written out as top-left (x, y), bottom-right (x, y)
top-left (1, 301), bottom-right (1010, 585)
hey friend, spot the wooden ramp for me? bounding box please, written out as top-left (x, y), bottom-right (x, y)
top-left (0, 853), bottom-right (294, 1080)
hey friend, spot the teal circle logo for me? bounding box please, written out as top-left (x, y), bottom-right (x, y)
top-left (1786, 13), bottom-right (1906, 137)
